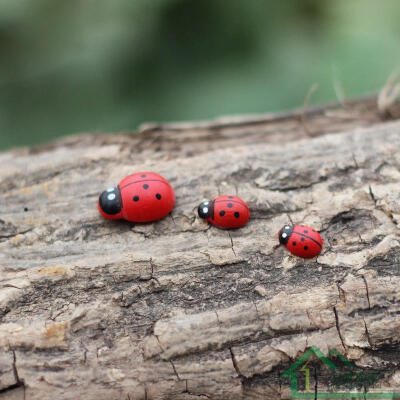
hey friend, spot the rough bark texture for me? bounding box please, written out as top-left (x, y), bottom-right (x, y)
top-left (1, 97), bottom-right (400, 399)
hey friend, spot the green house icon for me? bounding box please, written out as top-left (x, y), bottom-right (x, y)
top-left (281, 346), bottom-right (399, 399)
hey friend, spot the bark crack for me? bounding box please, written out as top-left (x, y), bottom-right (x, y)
top-left (333, 307), bottom-right (346, 351)
top-left (154, 334), bottom-right (165, 353)
top-left (149, 258), bottom-right (155, 280)
top-left (363, 317), bottom-right (373, 349)
top-left (361, 275), bottom-right (371, 310)
top-left (169, 360), bottom-right (181, 381)
top-left (229, 347), bottom-right (245, 380)
top-left (0, 350), bottom-right (24, 396)
top-left (335, 281), bottom-right (346, 305)
top-left (228, 232), bottom-right (237, 257)
top-left (0, 228), bottom-right (33, 241)
top-left (368, 185), bottom-right (377, 206)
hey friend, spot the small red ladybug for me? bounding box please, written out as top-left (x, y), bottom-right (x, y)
top-left (198, 195), bottom-right (250, 229)
top-left (98, 172), bottom-right (175, 223)
top-left (278, 224), bottom-right (323, 258)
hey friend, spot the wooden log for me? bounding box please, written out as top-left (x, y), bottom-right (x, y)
top-left (1, 96), bottom-right (400, 399)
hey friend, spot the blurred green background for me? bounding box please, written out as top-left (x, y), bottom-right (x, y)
top-left (0, 0), bottom-right (399, 150)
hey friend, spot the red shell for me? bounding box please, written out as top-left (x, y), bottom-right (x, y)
top-left (207, 195), bottom-right (250, 229)
top-left (98, 172), bottom-right (175, 222)
top-left (279, 225), bottom-right (322, 258)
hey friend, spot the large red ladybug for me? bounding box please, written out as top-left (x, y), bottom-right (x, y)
top-left (198, 195), bottom-right (250, 229)
top-left (98, 172), bottom-right (175, 223)
top-left (278, 224), bottom-right (323, 258)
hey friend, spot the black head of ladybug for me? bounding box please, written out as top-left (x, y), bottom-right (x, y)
top-left (278, 225), bottom-right (293, 245)
top-left (99, 186), bottom-right (122, 215)
top-left (198, 200), bottom-right (213, 219)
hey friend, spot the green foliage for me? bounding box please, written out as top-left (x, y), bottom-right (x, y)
top-left (0, 0), bottom-right (399, 149)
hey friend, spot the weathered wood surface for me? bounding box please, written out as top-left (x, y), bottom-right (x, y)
top-left (1, 97), bottom-right (400, 399)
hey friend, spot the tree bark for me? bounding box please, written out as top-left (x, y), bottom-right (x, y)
top-left (1, 96), bottom-right (400, 399)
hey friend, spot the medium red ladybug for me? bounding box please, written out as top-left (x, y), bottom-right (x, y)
top-left (98, 172), bottom-right (175, 223)
top-left (278, 224), bottom-right (323, 258)
top-left (198, 195), bottom-right (250, 229)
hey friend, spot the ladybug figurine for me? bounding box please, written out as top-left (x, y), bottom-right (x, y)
top-left (278, 224), bottom-right (323, 258)
top-left (98, 172), bottom-right (175, 223)
top-left (198, 195), bottom-right (250, 229)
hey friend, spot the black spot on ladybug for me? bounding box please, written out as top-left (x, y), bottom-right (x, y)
top-left (228, 196), bottom-right (234, 199)
top-left (133, 196), bottom-right (139, 202)
top-left (234, 212), bottom-right (240, 218)
top-left (304, 246), bottom-right (308, 250)
top-left (141, 174), bottom-right (146, 177)
top-left (143, 184), bottom-right (149, 189)
top-left (304, 230), bottom-right (308, 233)
top-left (156, 193), bottom-right (162, 200)
top-left (292, 241), bottom-right (296, 246)
top-left (220, 210), bottom-right (225, 216)
top-left (24, 207), bottom-right (28, 212)
top-left (301, 237), bottom-right (305, 242)
top-left (227, 203), bottom-right (233, 208)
